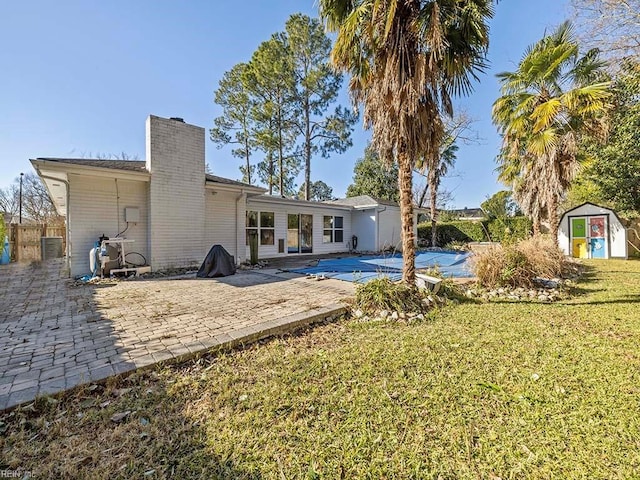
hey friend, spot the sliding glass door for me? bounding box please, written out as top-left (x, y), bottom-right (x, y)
top-left (287, 214), bottom-right (313, 254)
top-left (287, 214), bottom-right (299, 253)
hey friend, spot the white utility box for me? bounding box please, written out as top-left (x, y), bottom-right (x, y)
top-left (125, 207), bottom-right (140, 223)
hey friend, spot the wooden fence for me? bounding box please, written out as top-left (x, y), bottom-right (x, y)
top-left (627, 219), bottom-right (640, 257)
top-left (9, 224), bottom-right (66, 263)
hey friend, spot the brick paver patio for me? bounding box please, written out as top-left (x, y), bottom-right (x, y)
top-left (0, 259), bottom-right (354, 411)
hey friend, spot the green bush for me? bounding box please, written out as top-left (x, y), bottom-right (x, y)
top-left (0, 215), bottom-right (6, 243)
top-left (418, 217), bottom-right (532, 246)
top-left (488, 217), bottom-right (533, 244)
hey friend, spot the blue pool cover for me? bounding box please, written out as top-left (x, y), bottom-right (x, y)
top-left (290, 250), bottom-right (473, 284)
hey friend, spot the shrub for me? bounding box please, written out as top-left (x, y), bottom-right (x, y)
top-left (0, 215), bottom-right (6, 243)
top-left (417, 221), bottom-right (486, 245)
top-left (488, 217), bottom-right (533, 244)
top-left (417, 217), bottom-right (532, 246)
top-left (353, 277), bottom-right (428, 314)
top-left (471, 236), bottom-right (572, 288)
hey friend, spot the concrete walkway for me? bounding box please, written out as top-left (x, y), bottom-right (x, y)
top-left (0, 260), bottom-right (354, 411)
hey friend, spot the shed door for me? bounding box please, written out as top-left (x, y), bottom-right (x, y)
top-left (571, 218), bottom-right (588, 258)
top-left (589, 216), bottom-right (607, 259)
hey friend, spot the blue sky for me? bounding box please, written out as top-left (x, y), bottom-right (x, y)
top-left (1, 0), bottom-right (569, 208)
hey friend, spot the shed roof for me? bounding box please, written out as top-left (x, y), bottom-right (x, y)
top-left (560, 202), bottom-right (626, 226)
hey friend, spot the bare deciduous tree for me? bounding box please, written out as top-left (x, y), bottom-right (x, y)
top-left (0, 184), bottom-right (19, 221)
top-left (0, 173), bottom-right (63, 225)
top-left (571, 0), bottom-right (640, 68)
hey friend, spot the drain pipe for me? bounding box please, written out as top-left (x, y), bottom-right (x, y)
top-left (40, 174), bottom-right (71, 276)
top-left (376, 206), bottom-right (387, 251)
top-left (235, 189), bottom-right (246, 264)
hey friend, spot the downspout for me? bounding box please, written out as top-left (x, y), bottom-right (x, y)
top-left (376, 206), bottom-right (387, 251)
top-left (235, 189), bottom-right (246, 264)
top-left (40, 174), bottom-right (71, 277)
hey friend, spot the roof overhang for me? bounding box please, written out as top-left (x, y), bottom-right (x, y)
top-left (351, 204), bottom-right (380, 210)
top-left (248, 195), bottom-right (353, 211)
top-left (205, 181), bottom-right (266, 195)
top-left (31, 159), bottom-right (150, 182)
top-left (30, 158), bottom-right (151, 216)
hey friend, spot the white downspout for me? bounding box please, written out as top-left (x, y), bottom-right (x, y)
top-left (376, 206), bottom-right (386, 251)
top-left (235, 189), bottom-right (246, 264)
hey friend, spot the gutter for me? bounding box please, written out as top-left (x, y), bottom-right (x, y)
top-left (252, 195), bottom-right (353, 211)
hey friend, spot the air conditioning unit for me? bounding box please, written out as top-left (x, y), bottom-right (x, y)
top-left (41, 237), bottom-right (63, 260)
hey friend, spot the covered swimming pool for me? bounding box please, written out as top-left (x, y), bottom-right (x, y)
top-left (290, 250), bottom-right (473, 283)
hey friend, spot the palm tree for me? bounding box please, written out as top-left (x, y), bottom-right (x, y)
top-left (319, 0), bottom-right (493, 283)
top-left (415, 136), bottom-right (458, 246)
top-left (493, 21), bottom-right (611, 240)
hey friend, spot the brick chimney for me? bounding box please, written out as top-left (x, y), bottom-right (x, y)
top-left (145, 115), bottom-right (206, 270)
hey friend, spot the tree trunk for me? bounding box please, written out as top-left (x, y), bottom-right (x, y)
top-left (532, 217), bottom-right (540, 236)
top-left (548, 195), bottom-right (559, 244)
top-left (278, 113), bottom-right (284, 197)
top-left (429, 171), bottom-right (438, 248)
top-left (304, 96), bottom-right (311, 201)
top-left (278, 148), bottom-right (284, 197)
top-left (268, 152), bottom-right (273, 195)
top-left (417, 183), bottom-right (428, 208)
top-left (398, 150), bottom-right (416, 285)
top-left (245, 140), bottom-right (251, 185)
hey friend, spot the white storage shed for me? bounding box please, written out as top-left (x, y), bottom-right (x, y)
top-left (558, 202), bottom-right (628, 259)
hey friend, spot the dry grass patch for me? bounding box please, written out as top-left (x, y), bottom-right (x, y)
top-left (352, 277), bottom-right (431, 315)
top-left (472, 235), bottom-right (576, 288)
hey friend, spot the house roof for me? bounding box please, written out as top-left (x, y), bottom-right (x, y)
top-left (35, 158), bottom-right (148, 172)
top-left (32, 158), bottom-right (261, 190)
top-left (249, 194), bottom-right (353, 211)
top-left (205, 174), bottom-right (258, 189)
top-left (325, 195), bottom-right (399, 208)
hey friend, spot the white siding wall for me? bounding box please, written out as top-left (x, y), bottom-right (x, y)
top-left (558, 215), bottom-right (571, 256)
top-left (68, 175), bottom-right (149, 277)
top-left (204, 189), bottom-right (245, 263)
top-left (146, 116), bottom-right (206, 270)
top-left (378, 206), bottom-right (402, 251)
top-left (351, 209), bottom-right (376, 252)
top-left (245, 198), bottom-right (352, 258)
top-left (558, 203), bottom-right (628, 258)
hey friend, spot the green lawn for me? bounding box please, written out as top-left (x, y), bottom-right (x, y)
top-left (2, 260), bottom-right (640, 479)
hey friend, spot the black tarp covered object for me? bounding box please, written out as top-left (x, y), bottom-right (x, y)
top-left (196, 244), bottom-right (236, 278)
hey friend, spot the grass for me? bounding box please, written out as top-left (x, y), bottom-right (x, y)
top-left (2, 260), bottom-right (640, 479)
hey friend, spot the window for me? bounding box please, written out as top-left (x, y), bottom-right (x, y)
top-left (246, 211), bottom-right (275, 246)
top-left (323, 215), bottom-right (344, 244)
top-left (259, 211), bottom-right (275, 245)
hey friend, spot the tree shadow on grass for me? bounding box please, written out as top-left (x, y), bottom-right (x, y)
top-left (0, 367), bottom-right (264, 479)
top-left (560, 294), bottom-right (640, 306)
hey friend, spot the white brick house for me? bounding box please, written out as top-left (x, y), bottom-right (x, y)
top-left (31, 115), bottom-right (424, 277)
